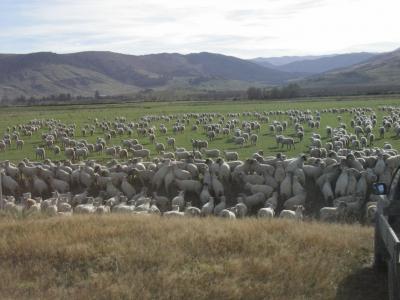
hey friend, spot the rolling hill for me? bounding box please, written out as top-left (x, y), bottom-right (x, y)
top-left (251, 52), bottom-right (378, 74)
top-left (301, 48), bottom-right (400, 89)
top-left (0, 51), bottom-right (297, 99)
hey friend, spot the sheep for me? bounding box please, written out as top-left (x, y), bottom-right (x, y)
top-left (279, 205), bottom-right (304, 220)
top-left (131, 149), bottom-right (151, 160)
top-left (155, 142), bottom-right (166, 154)
top-left (257, 203), bottom-right (275, 218)
top-left (201, 148), bottom-right (221, 158)
top-left (16, 139), bottom-right (24, 150)
top-left (244, 182), bottom-right (274, 197)
top-left (175, 151), bottom-right (191, 160)
top-left (224, 150), bottom-right (239, 161)
top-left (234, 200), bottom-right (248, 218)
top-left (250, 134), bottom-right (258, 145)
top-left (0, 172), bottom-right (19, 195)
top-left (152, 192), bottom-right (169, 212)
top-left (121, 177), bottom-right (136, 199)
top-left (171, 191), bottom-right (185, 210)
top-left (201, 197), bottom-right (214, 216)
top-left (166, 137), bottom-right (176, 149)
top-left (35, 147), bottom-right (46, 160)
top-left (163, 205), bottom-right (184, 217)
top-left (213, 195), bottom-right (227, 216)
top-left (283, 192), bottom-right (306, 210)
top-left (219, 209), bottom-right (236, 219)
top-left (320, 202), bottom-right (348, 222)
top-left (184, 202), bottom-right (201, 217)
top-left (365, 201), bottom-right (377, 224)
top-left (280, 137), bottom-right (295, 149)
top-left (174, 179), bottom-right (202, 195)
top-left (237, 192), bottom-right (265, 210)
top-left (233, 136), bottom-right (245, 146)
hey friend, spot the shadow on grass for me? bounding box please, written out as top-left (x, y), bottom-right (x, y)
top-left (335, 265), bottom-right (387, 300)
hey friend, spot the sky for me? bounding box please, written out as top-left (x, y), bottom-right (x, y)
top-left (0, 0), bottom-right (399, 58)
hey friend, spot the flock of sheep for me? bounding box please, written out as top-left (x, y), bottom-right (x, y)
top-left (1, 105), bottom-right (400, 223)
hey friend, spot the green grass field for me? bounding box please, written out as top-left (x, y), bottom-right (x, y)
top-left (1, 96), bottom-right (400, 163)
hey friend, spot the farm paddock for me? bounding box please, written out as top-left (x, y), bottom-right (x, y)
top-left (0, 97), bottom-right (399, 299)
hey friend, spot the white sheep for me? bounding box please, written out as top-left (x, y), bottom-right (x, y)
top-left (279, 205), bottom-right (304, 220)
top-left (320, 202), bottom-right (348, 222)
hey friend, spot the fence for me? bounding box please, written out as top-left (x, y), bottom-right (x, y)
top-left (375, 198), bottom-right (400, 300)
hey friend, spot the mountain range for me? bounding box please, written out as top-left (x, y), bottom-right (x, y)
top-left (252, 52), bottom-right (378, 74)
top-left (0, 48), bottom-right (399, 100)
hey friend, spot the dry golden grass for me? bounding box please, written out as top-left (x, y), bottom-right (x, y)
top-left (0, 215), bottom-right (386, 300)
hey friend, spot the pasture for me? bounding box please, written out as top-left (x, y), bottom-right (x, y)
top-left (0, 97), bottom-right (397, 300)
top-left (0, 215), bottom-right (383, 300)
top-left (1, 96), bottom-right (400, 163)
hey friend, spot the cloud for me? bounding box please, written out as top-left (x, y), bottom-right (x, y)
top-left (0, 0), bottom-right (399, 57)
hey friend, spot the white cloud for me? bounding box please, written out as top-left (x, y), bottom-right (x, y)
top-left (0, 0), bottom-right (399, 57)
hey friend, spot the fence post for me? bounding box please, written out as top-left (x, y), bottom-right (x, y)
top-left (0, 168), bottom-right (3, 210)
top-left (392, 244), bottom-right (400, 300)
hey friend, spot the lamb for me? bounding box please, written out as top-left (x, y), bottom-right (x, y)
top-left (184, 202), bottom-right (201, 217)
top-left (171, 190), bottom-right (185, 210)
top-left (320, 202), bottom-right (348, 222)
top-left (201, 196), bottom-right (214, 216)
top-left (279, 205), bottom-right (304, 220)
top-left (365, 201), bottom-right (377, 224)
top-left (257, 203), bottom-right (275, 218)
top-left (163, 205), bottom-right (184, 217)
top-left (219, 209), bottom-right (236, 219)
top-left (74, 197), bottom-right (97, 214)
top-left (234, 200), bottom-right (248, 218)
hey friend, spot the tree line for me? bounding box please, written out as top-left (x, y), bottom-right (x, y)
top-left (247, 84), bottom-right (301, 100)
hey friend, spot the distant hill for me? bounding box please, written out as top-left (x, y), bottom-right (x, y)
top-left (300, 48), bottom-right (400, 89)
top-left (251, 53), bottom-right (378, 74)
top-left (0, 51), bottom-right (297, 99)
top-left (251, 55), bottom-right (328, 66)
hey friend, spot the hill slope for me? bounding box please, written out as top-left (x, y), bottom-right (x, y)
top-left (252, 52), bottom-right (377, 74)
top-left (301, 48), bottom-right (400, 88)
top-left (0, 51), bottom-right (295, 99)
top-left (0, 215), bottom-right (382, 300)
top-left (275, 52), bottom-right (377, 74)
